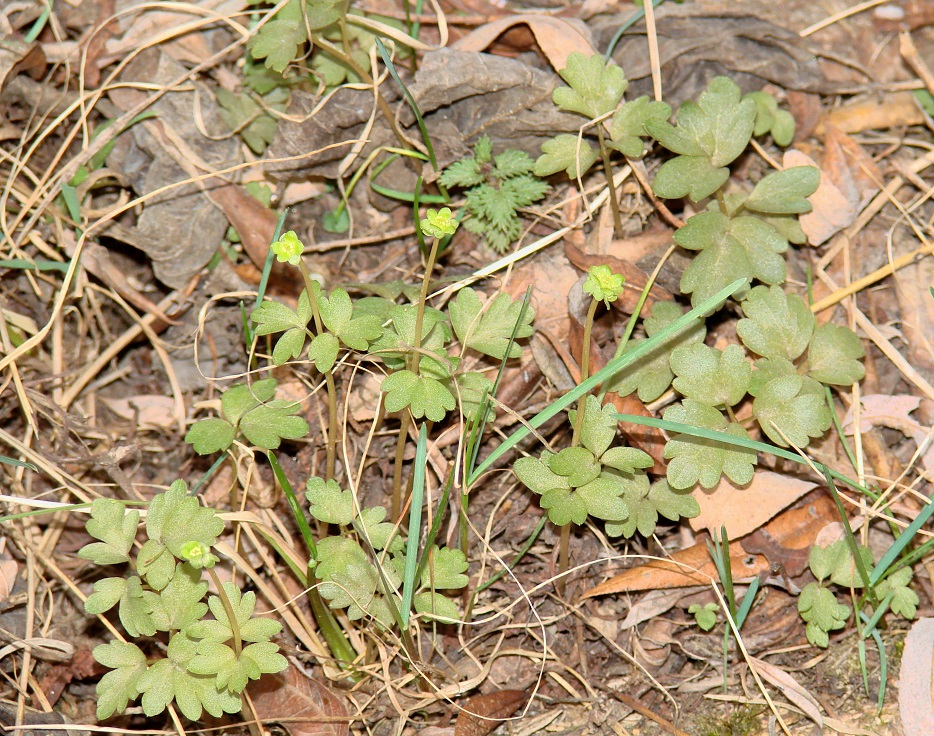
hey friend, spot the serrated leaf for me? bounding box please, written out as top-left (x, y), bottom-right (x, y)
top-left (466, 185), bottom-right (517, 231)
top-left (806, 323), bottom-right (865, 385)
top-left (78, 498), bottom-right (139, 565)
top-left (663, 400), bottom-right (757, 489)
top-left (381, 370), bottom-right (455, 422)
top-left (185, 417), bottom-right (236, 455)
top-left (493, 148), bottom-right (536, 178)
top-left (305, 476), bottom-right (354, 525)
top-left (553, 52), bottom-right (627, 119)
top-left (421, 546), bottom-right (469, 589)
top-left (744, 166), bottom-right (820, 214)
top-left (607, 301), bottom-right (706, 401)
top-left (449, 288), bottom-right (534, 360)
top-left (248, 0), bottom-right (307, 73)
top-left (239, 400), bottom-right (310, 449)
top-left (676, 212), bottom-right (787, 306)
top-left (798, 582), bottom-right (850, 648)
top-left (500, 174), bottom-right (549, 208)
top-left (440, 157), bottom-right (484, 189)
top-left (752, 374), bottom-right (831, 447)
top-left (737, 285), bottom-right (815, 361)
top-left (608, 96), bottom-right (672, 157)
top-left (534, 134), bottom-right (599, 178)
top-left (670, 342), bottom-right (750, 407)
top-left (93, 641), bottom-right (148, 720)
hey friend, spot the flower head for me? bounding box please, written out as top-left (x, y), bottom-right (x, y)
top-left (583, 264), bottom-right (625, 305)
top-left (271, 230), bottom-right (305, 266)
top-left (179, 540), bottom-right (218, 569)
top-left (420, 207), bottom-right (458, 239)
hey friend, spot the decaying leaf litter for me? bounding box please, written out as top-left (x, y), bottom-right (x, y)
top-left (2, 0), bottom-right (934, 733)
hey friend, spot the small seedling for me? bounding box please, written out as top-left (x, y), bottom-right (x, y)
top-left (439, 136), bottom-right (549, 253)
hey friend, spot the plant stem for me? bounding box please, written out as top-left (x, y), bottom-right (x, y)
top-left (390, 411), bottom-right (411, 520)
top-left (558, 523), bottom-right (571, 594)
top-left (298, 263), bottom-right (339, 481)
top-left (207, 569), bottom-right (242, 656)
top-left (597, 126), bottom-right (624, 237)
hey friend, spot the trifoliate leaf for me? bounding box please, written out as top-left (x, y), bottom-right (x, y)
top-left (148, 563), bottom-right (209, 632)
top-left (806, 323), bottom-right (865, 385)
top-left (216, 88), bottom-right (281, 155)
top-left (449, 287), bottom-right (534, 360)
top-left (146, 482), bottom-right (225, 560)
top-left (421, 546), bottom-right (469, 589)
top-left (534, 134), bottom-right (599, 178)
top-left (676, 212), bottom-right (788, 306)
top-left (248, 0), bottom-right (307, 73)
top-left (608, 96), bottom-right (672, 157)
top-left (314, 536), bottom-right (378, 615)
top-left (753, 374), bottom-right (831, 447)
top-left (221, 378), bottom-right (277, 426)
top-left (185, 417), bottom-right (236, 455)
top-left (647, 76), bottom-right (755, 200)
top-left (85, 577), bottom-right (127, 615)
top-left (553, 52), bottom-right (627, 119)
top-left (239, 399), bottom-right (310, 449)
top-left (413, 591), bottom-right (460, 622)
top-left (808, 540), bottom-right (872, 588)
top-left (305, 476), bottom-right (354, 525)
top-left (549, 446), bottom-right (601, 487)
top-left (188, 582), bottom-right (282, 644)
top-left (663, 400), bottom-right (757, 489)
top-left (607, 301), bottom-right (706, 401)
top-left (78, 498), bottom-right (139, 566)
top-left (188, 640), bottom-right (285, 694)
top-left (93, 641), bottom-right (148, 720)
top-left (670, 343), bottom-right (750, 407)
top-left (317, 286), bottom-right (383, 351)
top-left (381, 370), bottom-right (455, 422)
top-left (744, 166), bottom-right (820, 214)
top-left (689, 603), bottom-right (719, 631)
top-left (737, 285), bottom-right (815, 361)
top-left (251, 290), bottom-right (313, 364)
top-left (798, 582), bottom-right (850, 648)
top-left (370, 304), bottom-right (450, 361)
top-left (876, 567), bottom-right (918, 619)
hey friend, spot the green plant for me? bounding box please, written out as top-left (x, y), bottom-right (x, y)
top-left (79, 481), bottom-right (287, 720)
top-left (439, 136), bottom-right (550, 253)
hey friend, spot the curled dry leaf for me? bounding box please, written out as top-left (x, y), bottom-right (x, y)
top-left (455, 690), bottom-right (529, 736)
top-left (249, 666), bottom-right (349, 736)
top-left (452, 15), bottom-right (597, 72)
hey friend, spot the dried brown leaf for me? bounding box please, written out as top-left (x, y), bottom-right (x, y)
top-left (249, 666), bottom-right (349, 736)
top-left (455, 690), bottom-right (528, 736)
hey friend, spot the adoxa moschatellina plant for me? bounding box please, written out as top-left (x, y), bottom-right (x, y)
top-left (183, 217), bottom-right (537, 662)
top-left (515, 56), bottom-right (870, 589)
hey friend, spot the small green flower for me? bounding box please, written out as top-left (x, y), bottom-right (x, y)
top-left (583, 264), bottom-right (625, 305)
top-left (179, 540), bottom-right (218, 569)
top-left (420, 207), bottom-right (458, 239)
top-left (270, 230), bottom-right (305, 266)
